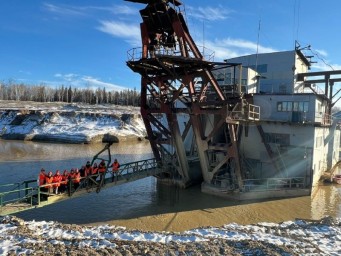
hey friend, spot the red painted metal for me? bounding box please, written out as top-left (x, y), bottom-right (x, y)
top-left (127, 0), bottom-right (249, 188)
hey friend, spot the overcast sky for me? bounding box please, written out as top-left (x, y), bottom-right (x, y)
top-left (1, 0), bottom-right (340, 91)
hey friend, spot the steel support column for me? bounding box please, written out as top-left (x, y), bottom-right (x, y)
top-left (166, 112), bottom-right (190, 182)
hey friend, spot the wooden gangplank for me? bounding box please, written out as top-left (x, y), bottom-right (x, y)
top-left (0, 158), bottom-right (166, 216)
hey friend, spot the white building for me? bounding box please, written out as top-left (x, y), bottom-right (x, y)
top-left (224, 50), bottom-right (310, 94)
top-left (216, 50), bottom-right (340, 192)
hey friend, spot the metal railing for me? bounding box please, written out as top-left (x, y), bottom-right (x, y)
top-left (315, 112), bottom-right (332, 126)
top-left (116, 158), bottom-right (158, 177)
top-left (229, 103), bottom-right (260, 121)
top-left (248, 104), bottom-right (260, 120)
top-left (211, 176), bottom-right (306, 192)
top-left (0, 180), bottom-right (37, 207)
top-left (322, 113), bottom-right (332, 125)
top-left (79, 158), bottom-right (161, 194)
top-left (127, 46), bottom-right (215, 62)
top-left (242, 177), bottom-right (306, 192)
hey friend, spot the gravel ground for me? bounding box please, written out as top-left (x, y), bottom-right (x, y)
top-left (3, 215), bottom-right (330, 256)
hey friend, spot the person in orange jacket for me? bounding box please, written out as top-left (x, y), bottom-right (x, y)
top-left (38, 168), bottom-right (47, 199)
top-left (91, 163), bottom-right (99, 180)
top-left (67, 169), bottom-right (75, 191)
top-left (98, 160), bottom-right (107, 185)
top-left (60, 170), bottom-right (69, 193)
top-left (92, 163), bottom-right (98, 175)
top-left (98, 160), bottom-right (106, 174)
top-left (84, 161), bottom-right (93, 177)
top-left (45, 171), bottom-right (54, 194)
top-left (53, 170), bottom-right (62, 194)
top-left (111, 159), bottom-right (120, 182)
top-left (84, 161), bottom-right (93, 187)
top-left (73, 169), bottom-right (81, 190)
top-left (38, 168), bottom-right (46, 187)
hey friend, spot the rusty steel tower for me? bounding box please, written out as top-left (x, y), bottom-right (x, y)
top-left (126, 0), bottom-right (259, 189)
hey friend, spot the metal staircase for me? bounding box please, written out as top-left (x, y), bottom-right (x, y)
top-left (256, 124), bottom-right (288, 177)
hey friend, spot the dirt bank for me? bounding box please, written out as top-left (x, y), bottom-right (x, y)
top-left (0, 101), bottom-right (146, 144)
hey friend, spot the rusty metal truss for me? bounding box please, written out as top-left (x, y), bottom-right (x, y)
top-left (126, 0), bottom-right (259, 188)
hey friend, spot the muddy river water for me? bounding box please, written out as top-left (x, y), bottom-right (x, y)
top-left (1, 139), bottom-right (341, 232)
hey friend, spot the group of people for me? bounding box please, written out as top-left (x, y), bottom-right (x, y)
top-left (38, 159), bottom-right (120, 195)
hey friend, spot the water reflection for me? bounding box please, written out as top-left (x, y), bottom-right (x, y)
top-left (1, 139), bottom-right (341, 230)
top-left (311, 185), bottom-right (341, 220)
top-left (0, 139), bottom-right (153, 162)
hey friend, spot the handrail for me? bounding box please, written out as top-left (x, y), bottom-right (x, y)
top-left (82, 158), bottom-right (160, 194)
top-left (229, 103), bottom-right (260, 121)
top-left (116, 158), bottom-right (158, 176)
top-left (127, 46), bottom-right (215, 62)
top-left (248, 104), bottom-right (260, 120)
top-left (243, 177), bottom-right (305, 192)
top-left (212, 176), bottom-right (306, 192)
top-left (51, 158), bottom-right (161, 196)
top-left (0, 186), bottom-right (36, 207)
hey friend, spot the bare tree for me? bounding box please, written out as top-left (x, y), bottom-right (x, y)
top-left (0, 81), bottom-right (140, 106)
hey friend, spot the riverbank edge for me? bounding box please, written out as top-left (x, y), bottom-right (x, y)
top-left (0, 133), bottom-right (146, 144)
top-left (0, 103), bottom-right (147, 144)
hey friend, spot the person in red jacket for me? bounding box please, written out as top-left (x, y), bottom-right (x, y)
top-left (38, 168), bottom-right (46, 187)
top-left (68, 169), bottom-right (76, 194)
top-left (91, 163), bottom-right (99, 181)
top-left (60, 170), bottom-right (69, 193)
top-left (98, 160), bottom-right (107, 185)
top-left (45, 171), bottom-right (54, 194)
top-left (111, 159), bottom-right (120, 182)
top-left (53, 170), bottom-right (62, 194)
top-left (73, 169), bottom-right (81, 190)
top-left (92, 163), bottom-right (98, 176)
top-left (84, 161), bottom-right (93, 177)
top-left (98, 160), bottom-right (106, 174)
top-left (38, 168), bottom-right (47, 199)
top-left (84, 161), bottom-right (93, 187)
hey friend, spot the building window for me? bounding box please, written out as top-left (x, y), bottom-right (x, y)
top-left (264, 133), bottom-right (290, 145)
top-left (277, 101), bottom-right (309, 112)
top-left (216, 73), bottom-right (224, 82)
top-left (293, 102), bottom-right (299, 111)
top-left (287, 102), bottom-right (293, 111)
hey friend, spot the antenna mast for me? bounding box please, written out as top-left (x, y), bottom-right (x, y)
top-left (255, 19), bottom-right (261, 72)
top-left (255, 19), bottom-right (261, 93)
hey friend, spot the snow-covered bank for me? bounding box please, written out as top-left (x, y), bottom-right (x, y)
top-left (0, 101), bottom-right (147, 144)
top-left (1, 215), bottom-right (340, 255)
